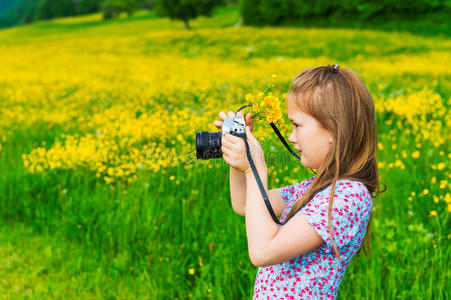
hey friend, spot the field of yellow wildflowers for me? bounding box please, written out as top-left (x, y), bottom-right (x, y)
top-left (0, 7), bottom-right (449, 299)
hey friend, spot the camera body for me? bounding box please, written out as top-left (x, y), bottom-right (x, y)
top-left (221, 115), bottom-right (246, 138)
top-left (196, 115), bottom-right (246, 159)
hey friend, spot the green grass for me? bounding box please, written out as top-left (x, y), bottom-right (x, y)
top-left (0, 6), bottom-right (450, 300)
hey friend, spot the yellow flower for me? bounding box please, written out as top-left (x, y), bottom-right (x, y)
top-left (245, 93), bottom-right (255, 103)
top-left (423, 189), bottom-right (429, 195)
top-left (188, 268), bottom-right (195, 275)
top-left (440, 180), bottom-right (447, 189)
top-left (430, 211), bottom-right (437, 216)
top-left (253, 104), bottom-right (260, 113)
top-left (437, 162), bottom-right (445, 170)
top-left (263, 95), bottom-right (274, 107)
top-left (411, 151), bottom-right (420, 158)
top-left (169, 175), bottom-right (175, 180)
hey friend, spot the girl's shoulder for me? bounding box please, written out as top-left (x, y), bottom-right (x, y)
top-left (315, 179), bottom-right (372, 208)
top-left (291, 177), bottom-right (369, 196)
top-left (334, 179), bottom-right (371, 197)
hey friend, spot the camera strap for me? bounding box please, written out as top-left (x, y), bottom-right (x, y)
top-left (242, 137), bottom-right (281, 224)
top-left (269, 122), bottom-right (300, 160)
top-left (235, 105), bottom-right (301, 161)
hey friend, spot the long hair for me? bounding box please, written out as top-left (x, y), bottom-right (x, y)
top-left (285, 66), bottom-right (385, 262)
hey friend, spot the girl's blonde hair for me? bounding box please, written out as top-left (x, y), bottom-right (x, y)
top-left (285, 65), bottom-right (384, 262)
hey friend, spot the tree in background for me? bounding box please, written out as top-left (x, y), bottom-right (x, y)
top-left (240, 0), bottom-right (451, 26)
top-left (101, 0), bottom-right (138, 19)
top-left (79, 0), bottom-right (103, 15)
top-left (100, 0), bottom-right (158, 19)
top-left (0, 0), bottom-right (40, 27)
top-left (34, 0), bottom-right (75, 20)
top-left (155, 0), bottom-right (225, 29)
top-left (0, 0), bottom-right (19, 15)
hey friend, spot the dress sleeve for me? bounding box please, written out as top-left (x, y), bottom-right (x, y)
top-left (279, 182), bottom-right (298, 204)
top-left (296, 181), bottom-right (373, 253)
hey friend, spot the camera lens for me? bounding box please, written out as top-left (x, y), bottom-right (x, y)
top-left (196, 131), bottom-right (222, 159)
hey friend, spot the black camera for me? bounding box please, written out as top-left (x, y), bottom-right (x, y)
top-left (196, 115), bottom-right (246, 159)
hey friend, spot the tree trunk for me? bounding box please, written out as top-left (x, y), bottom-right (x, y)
top-left (184, 19), bottom-right (190, 30)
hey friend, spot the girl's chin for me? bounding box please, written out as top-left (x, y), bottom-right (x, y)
top-left (300, 157), bottom-right (309, 168)
top-left (300, 157), bottom-right (319, 170)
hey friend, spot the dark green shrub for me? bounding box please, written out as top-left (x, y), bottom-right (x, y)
top-left (101, 0), bottom-right (137, 19)
top-left (155, 0), bottom-right (225, 29)
top-left (240, 0), bottom-right (451, 25)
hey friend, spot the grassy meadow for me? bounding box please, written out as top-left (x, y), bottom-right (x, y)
top-left (0, 7), bottom-right (450, 299)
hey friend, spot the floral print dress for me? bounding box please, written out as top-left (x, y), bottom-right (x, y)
top-left (253, 176), bottom-right (373, 299)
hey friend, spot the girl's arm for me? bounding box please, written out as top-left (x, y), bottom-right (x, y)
top-left (229, 166), bottom-right (246, 216)
top-left (230, 166), bottom-right (287, 217)
top-left (222, 125), bottom-right (322, 267)
top-left (244, 166), bottom-right (324, 268)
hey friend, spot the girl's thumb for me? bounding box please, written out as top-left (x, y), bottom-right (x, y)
top-left (245, 126), bottom-right (255, 141)
top-left (246, 113), bottom-right (254, 130)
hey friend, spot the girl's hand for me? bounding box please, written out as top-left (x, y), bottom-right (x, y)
top-left (221, 125), bottom-right (266, 174)
top-left (213, 111), bottom-right (254, 132)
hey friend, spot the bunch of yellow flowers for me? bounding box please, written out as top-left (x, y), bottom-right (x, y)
top-left (243, 77), bottom-right (288, 135)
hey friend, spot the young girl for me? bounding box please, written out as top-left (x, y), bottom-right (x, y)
top-left (214, 65), bottom-right (382, 299)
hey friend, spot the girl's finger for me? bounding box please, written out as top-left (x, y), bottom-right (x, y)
top-left (246, 113), bottom-right (254, 131)
top-left (227, 110), bottom-right (235, 118)
top-left (222, 153), bottom-right (228, 163)
top-left (222, 151), bottom-right (231, 163)
top-left (221, 142), bottom-right (232, 153)
top-left (245, 126), bottom-right (258, 144)
top-left (246, 112), bottom-right (253, 123)
top-left (223, 133), bottom-right (241, 145)
top-left (219, 111), bottom-right (227, 120)
top-left (214, 120), bottom-right (222, 128)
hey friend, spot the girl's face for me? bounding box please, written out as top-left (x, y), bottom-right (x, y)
top-left (287, 93), bottom-right (333, 169)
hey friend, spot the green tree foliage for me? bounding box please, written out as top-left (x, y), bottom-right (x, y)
top-left (100, 0), bottom-right (158, 20)
top-left (34, 0), bottom-right (75, 20)
top-left (155, 0), bottom-right (225, 29)
top-left (240, 0), bottom-right (451, 25)
top-left (34, 0), bottom-right (106, 21)
top-left (0, 0), bottom-right (19, 14)
top-left (101, 0), bottom-right (138, 19)
top-left (0, 0), bottom-right (40, 28)
top-left (0, 0), bottom-right (157, 28)
top-left (79, 0), bottom-right (103, 15)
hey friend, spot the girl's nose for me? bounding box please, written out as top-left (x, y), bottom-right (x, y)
top-left (288, 130), bottom-right (295, 144)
